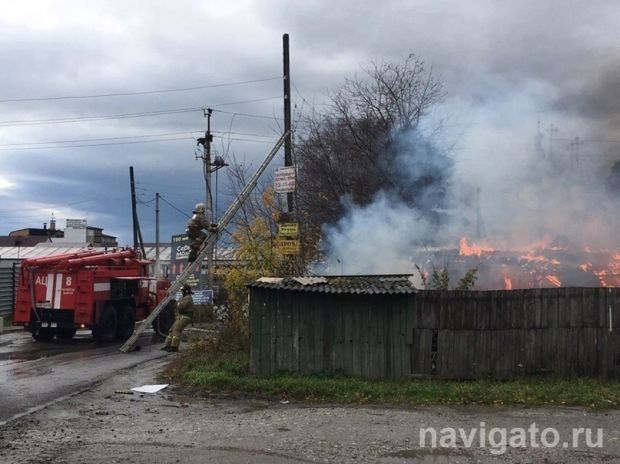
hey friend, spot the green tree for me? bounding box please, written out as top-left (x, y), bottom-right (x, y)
top-left (415, 264), bottom-right (478, 290)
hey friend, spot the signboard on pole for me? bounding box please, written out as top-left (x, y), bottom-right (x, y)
top-left (174, 289), bottom-right (213, 304)
top-left (274, 166), bottom-right (296, 193)
top-left (275, 238), bottom-right (300, 255)
top-left (278, 222), bottom-right (299, 237)
top-left (169, 234), bottom-right (201, 288)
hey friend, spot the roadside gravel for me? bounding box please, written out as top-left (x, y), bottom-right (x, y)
top-left (1, 357), bottom-right (620, 463)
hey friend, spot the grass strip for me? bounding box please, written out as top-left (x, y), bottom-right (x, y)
top-left (168, 349), bottom-right (620, 409)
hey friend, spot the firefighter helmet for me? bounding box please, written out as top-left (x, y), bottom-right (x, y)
top-left (194, 203), bottom-right (206, 214)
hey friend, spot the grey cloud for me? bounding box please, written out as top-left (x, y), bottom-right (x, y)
top-left (2, 0), bottom-right (619, 251)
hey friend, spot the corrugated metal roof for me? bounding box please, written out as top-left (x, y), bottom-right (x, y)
top-left (0, 245), bottom-right (236, 262)
top-left (250, 274), bottom-right (417, 295)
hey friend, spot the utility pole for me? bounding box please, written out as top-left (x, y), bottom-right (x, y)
top-left (130, 166), bottom-right (138, 250)
top-left (129, 166), bottom-right (146, 258)
top-left (570, 136), bottom-right (585, 167)
top-left (280, 33), bottom-right (301, 275)
top-left (196, 109), bottom-right (228, 292)
top-left (204, 109), bottom-right (215, 290)
top-left (545, 124), bottom-right (559, 158)
top-left (283, 33), bottom-right (293, 214)
top-left (155, 192), bottom-right (160, 277)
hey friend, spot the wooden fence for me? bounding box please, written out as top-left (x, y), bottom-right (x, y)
top-left (249, 287), bottom-right (620, 379)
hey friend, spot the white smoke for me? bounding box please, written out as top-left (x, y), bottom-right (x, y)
top-left (316, 80), bottom-right (620, 286)
top-left (319, 193), bottom-right (433, 274)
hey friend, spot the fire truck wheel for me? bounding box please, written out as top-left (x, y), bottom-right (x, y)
top-left (32, 327), bottom-right (55, 342)
top-left (93, 304), bottom-right (118, 343)
top-left (57, 328), bottom-right (77, 340)
top-left (116, 305), bottom-right (135, 341)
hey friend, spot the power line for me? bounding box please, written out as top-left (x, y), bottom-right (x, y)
top-left (158, 194), bottom-right (191, 218)
top-left (0, 130), bottom-right (203, 147)
top-left (292, 82), bottom-right (315, 110)
top-left (212, 135), bottom-right (278, 145)
top-left (213, 130), bottom-right (280, 139)
top-left (0, 77), bottom-right (282, 103)
top-left (137, 181), bottom-right (203, 192)
top-left (0, 96), bottom-right (281, 127)
top-left (0, 107), bottom-right (203, 127)
top-left (0, 129), bottom-right (277, 149)
top-left (0, 134), bottom-right (278, 152)
top-left (213, 109), bottom-right (284, 121)
top-left (0, 136), bottom-right (194, 151)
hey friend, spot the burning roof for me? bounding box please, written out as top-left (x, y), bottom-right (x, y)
top-left (440, 236), bottom-right (619, 290)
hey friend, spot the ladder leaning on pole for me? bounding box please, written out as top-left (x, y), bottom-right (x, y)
top-left (119, 131), bottom-right (290, 353)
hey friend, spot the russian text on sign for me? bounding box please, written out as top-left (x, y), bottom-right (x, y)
top-left (274, 166), bottom-right (296, 193)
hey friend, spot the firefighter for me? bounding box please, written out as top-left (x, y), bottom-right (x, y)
top-left (186, 202), bottom-right (218, 263)
top-left (161, 284), bottom-right (194, 352)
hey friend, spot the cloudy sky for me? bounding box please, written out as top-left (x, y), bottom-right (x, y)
top-left (0, 0), bottom-right (618, 250)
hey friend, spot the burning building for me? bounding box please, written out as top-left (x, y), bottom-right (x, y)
top-left (318, 121), bottom-right (620, 291)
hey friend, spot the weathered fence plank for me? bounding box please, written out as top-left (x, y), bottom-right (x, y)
top-left (250, 286), bottom-right (620, 379)
top-left (249, 290), bottom-right (263, 374)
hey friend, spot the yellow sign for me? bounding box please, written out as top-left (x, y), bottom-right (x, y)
top-left (278, 222), bottom-right (299, 237)
top-left (275, 238), bottom-right (300, 255)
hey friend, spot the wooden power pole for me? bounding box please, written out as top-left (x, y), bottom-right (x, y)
top-left (283, 33), bottom-right (293, 214)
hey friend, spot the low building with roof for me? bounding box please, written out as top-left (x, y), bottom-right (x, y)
top-left (249, 276), bottom-right (620, 381)
top-left (248, 275), bottom-right (417, 380)
top-left (50, 219), bottom-right (117, 247)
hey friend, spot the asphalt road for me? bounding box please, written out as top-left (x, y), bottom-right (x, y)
top-left (0, 328), bottom-right (166, 424)
top-left (2, 329), bottom-right (620, 463)
top-left (2, 356), bottom-right (620, 464)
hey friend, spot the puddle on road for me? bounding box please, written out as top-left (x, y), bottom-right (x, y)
top-left (0, 330), bottom-right (162, 367)
top-left (0, 352), bottom-right (42, 361)
top-left (0, 331), bottom-right (109, 364)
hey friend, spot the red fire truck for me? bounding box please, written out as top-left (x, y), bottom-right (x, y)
top-left (13, 248), bottom-right (174, 342)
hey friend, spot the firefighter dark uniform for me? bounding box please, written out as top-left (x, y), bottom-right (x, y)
top-left (161, 285), bottom-right (194, 352)
top-left (186, 202), bottom-right (217, 263)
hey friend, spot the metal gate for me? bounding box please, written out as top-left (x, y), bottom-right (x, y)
top-left (0, 262), bottom-right (19, 318)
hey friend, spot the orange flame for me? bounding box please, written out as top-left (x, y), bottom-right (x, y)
top-left (545, 275), bottom-right (562, 287)
top-left (519, 252), bottom-right (560, 265)
top-left (579, 262), bottom-right (592, 272)
top-left (459, 237), bottom-right (495, 257)
top-left (455, 238), bottom-right (620, 290)
top-left (595, 270), bottom-right (610, 287)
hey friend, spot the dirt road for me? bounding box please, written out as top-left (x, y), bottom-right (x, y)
top-left (1, 357), bottom-right (620, 463)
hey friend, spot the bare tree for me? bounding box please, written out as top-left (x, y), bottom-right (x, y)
top-left (295, 54), bottom-right (447, 259)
